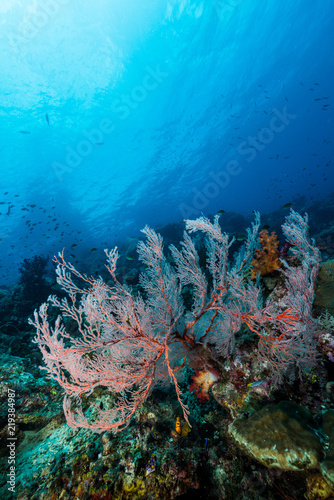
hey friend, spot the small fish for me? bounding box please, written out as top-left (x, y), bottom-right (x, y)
top-left (247, 380), bottom-right (264, 388)
top-left (236, 233), bottom-right (246, 241)
top-left (19, 130), bottom-right (30, 134)
top-left (90, 248), bottom-right (97, 252)
top-left (217, 210), bottom-right (225, 215)
top-left (175, 417), bottom-right (181, 435)
top-left (282, 202), bottom-right (293, 209)
top-left (261, 225), bottom-right (270, 230)
top-left (71, 244), bottom-right (78, 249)
top-left (45, 113), bottom-right (50, 126)
top-left (126, 254), bottom-right (134, 261)
top-left (181, 421), bottom-right (191, 437)
top-left (145, 453), bottom-right (157, 476)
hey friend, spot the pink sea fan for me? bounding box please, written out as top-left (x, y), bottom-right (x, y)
top-left (30, 210), bottom-right (321, 432)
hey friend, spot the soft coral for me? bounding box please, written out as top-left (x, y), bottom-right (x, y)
top-left (189, 368), bottom-right (220, 403)
top-left (250, 230), bottom-right (280, 279)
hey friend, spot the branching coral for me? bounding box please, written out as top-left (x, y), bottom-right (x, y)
top-left (19, 255), bottom-right (50, 302)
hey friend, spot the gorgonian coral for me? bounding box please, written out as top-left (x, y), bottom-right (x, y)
top-left (29, 211), bottom-right (320, 432)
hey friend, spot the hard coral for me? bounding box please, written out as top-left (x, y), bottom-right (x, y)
top-left (189, 369), bottom-right (220, 403)
top-left (251, 230), bottom-right (280, 279)
top-left (229, 401), bottom-right (322, 471)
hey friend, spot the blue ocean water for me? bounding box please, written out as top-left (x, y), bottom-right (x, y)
top-left (0, 0), bottom-right (333, 284)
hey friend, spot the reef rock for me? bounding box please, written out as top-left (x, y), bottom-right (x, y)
top-left (314, 260), bottom-right (334, 314)
top-left (306, 474), bottom-right (334, 500)
top-left (320, 410), bottom-right (334, 488)
top-left (228, 401), bottom-right (323, 470)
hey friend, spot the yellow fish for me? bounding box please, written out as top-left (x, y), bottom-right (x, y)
top-left (175, 417), bottom-right (181, 435)
top-left (181, 421), bottom-right (191, 437)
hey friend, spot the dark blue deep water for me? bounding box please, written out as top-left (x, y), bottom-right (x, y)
top-left (0, 0), bottom-right (333, 284)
